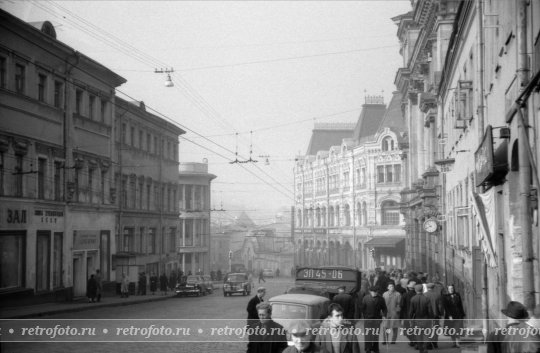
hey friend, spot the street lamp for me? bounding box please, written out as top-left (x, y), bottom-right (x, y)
top-left (154, 68), bottom-right (174, 87)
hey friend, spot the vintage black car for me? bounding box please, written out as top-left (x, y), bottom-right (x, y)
top-left (223, 272), bottom-right (252, 296)
top-left (175, 275), bottom-right (208, 297)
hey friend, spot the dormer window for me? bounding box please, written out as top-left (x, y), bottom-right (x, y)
top-left (382, 137), bottom-right (394, 151)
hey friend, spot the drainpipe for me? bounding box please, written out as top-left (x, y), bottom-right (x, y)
top-left (477, 0), bottom-right (489, 337)
top-left (517, 0), bottom-right (535, 311)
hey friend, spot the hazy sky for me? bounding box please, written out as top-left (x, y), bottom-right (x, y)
top-left (2, 0), bottom-right (411, 224)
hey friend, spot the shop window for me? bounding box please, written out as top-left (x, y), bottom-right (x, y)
top-left (36, 231), bottom-right (51, 291)
top-left (0, 231), bottom-right (26, 289)
top-left (53, 232), bottom-right (63, 288)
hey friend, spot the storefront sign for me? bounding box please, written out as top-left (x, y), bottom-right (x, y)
top-left (6, 209), bottom-right (27, 224)
top-left (73, 230), bottom-right (99, 250)
top-left (34, 209), bottom-right (64, 224)
top-left (475, 126), bottom-right (494, 186)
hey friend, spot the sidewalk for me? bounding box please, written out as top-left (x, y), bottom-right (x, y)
top-left (0, 292), bottom-right (176, 319)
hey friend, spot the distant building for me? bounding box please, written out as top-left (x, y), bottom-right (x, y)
top-left (240, 222), bottom-right (294, 275)
top-left (113, 97), bottom-right (185, 285)
top-left (293, 94), bottom-right (407, 270)
top-left (178, 162), bottom-right (216, 275)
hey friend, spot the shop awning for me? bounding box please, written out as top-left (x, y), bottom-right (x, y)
top-left (364, 237), bottom-right (405, 248)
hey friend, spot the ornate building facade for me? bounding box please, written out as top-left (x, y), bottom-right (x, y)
top-left (293, 94), bottom-right (407, 271)
top-left (395, 0), bottom-right (540, 330)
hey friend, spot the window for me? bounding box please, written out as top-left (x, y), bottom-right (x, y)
top-left (130, 127), bottom-right (135, 147)
top-left (173, 189), bottom-right (177, 211)
top-left (130, 178), bottom-right (136, 208)
top-left (88, 168), bottom-right (94, 203)
top-left (1, 231), bottom-right (26, 289)
top-left (89, 95), bottom-right (96, 120)
top-left (377, 166), bottom-right (385, 183)
top-left (37, 158), bottom-right (47, 199)
top-left (0, 152), bottom-right (4, 196)
top-left (154, 182), bottom-right (160, 210)
top-left (74, 168), bottom-right (80, 202)
top-left (36, 231), bottom-right (51, 291)
top-left (100, 170), bottom-right (106, 204)
top-left (53, 233), bottom-right (63, 288)
top-left (139, 130), bottom-right (143, 149)
top-left (15, 154), bottom-right (23, 197)
top-left (54, 161), bottom-right (62, 201)
top-left (185, 185), bottom-right (192, 210)
top-left (146, 184), bottom-right (151, 210)
top-left (0, 57), bottom-right (6, 88)
top-left (100, 231), bottom-right (110, 280)
top-left (123, 228), bottom-right (134, 252)
top-left (100, 99), bottom-right (106, 122)
top-left (38, 74), bottom-right (47, 102)
top-left (161, 227), bottom-right (166, 253)
top-left (139, 227), bottom-right (145, 253)
top-left (154, 137), bottom-right (158, 155)
top-left (139, 181), bottom-right (143, 209)
top-left (147, 133), bottom-right (151, 152)
top-left (121, 123), bottom-right (127, 144)
top-left (394, 165), bottom-right (402, 182)
top-left (386, 165), bottom-right (393, 182)
top-left (122, 178), bottom-right (127, 208)
top-left (54, 81), bottom-right (63, 108)
top-left (169, 228), bottom-right (176, 253)
top-left (75, 89), bottom-right (83, 115)
top-left (15, 64), bottom-right (25, 93)
top-left (381, 201), bottom-right (400, 225)
top-left (185, 219), bottom-right (193, 246)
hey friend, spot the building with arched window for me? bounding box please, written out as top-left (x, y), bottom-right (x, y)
top-left (293, 93), bottom-right (407, 270)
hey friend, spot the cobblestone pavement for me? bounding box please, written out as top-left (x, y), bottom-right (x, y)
top-left (1, 277), bottom-right (474, 353)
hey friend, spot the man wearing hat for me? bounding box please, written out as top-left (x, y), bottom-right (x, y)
top-left (332, 286), bottom-right (355, 322)
top-left (400, 280), bottom-right (418, 347)
top-left (424, 283), bottom-right (443, 349)
top-left (409, 284), bottom-right (434, 353)
top-left (361, 286), bottom-right (387, 353)
top-left (283, 320), bottom-right (320, 353)
top-left (487, 301), bottom-right (540, 353)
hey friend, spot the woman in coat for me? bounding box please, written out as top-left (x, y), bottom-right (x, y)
top-left (443, 284), bottom-right (466, 348)
top-left (382, 283), bottom-right (402, 344)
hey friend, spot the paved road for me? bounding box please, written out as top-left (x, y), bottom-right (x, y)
top-left (1, 277), bottom-right (468, 353)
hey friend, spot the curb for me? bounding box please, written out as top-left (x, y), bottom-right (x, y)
top-left (2, 295), bottom-right (176, 320)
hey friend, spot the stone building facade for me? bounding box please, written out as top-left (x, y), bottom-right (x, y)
top-left (293, 94), bottom-right (407, 271)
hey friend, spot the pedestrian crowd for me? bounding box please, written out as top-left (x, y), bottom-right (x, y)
top-left (243, 266), bottom-right (540, 353)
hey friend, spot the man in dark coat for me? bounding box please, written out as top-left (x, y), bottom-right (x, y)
top-left (409, 284), bottom-right (434, 353)
top-left (332, 286), bottom-right (355, 321)
top-left (400, 280), bottom-right (417, 347)
top-left (247, 287), bottom-right (266, 325)
top-left (246, 302), bottom-right (287, 353)
top-left (423, 283), bottom-right (443, 349)
top-left (86, 274), bottom-right (98, 303)
top-left (361, 286), bottom-right (387, 353)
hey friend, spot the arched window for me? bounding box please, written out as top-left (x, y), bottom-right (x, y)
top-left (382, 137), bottom-right (394, 151)
top-left (362, 201), bottom-right (368, 225)
top-left (356, 202), bottom-right (362, 225)
top-left (335, 205), bottom-right (341, 226)
top-left (381, 200), bottom-right (400, 225)
top-left (329, 206), bottom-right (335, 227)
top-left (344, 204), bottom-right (351, 226)
top-left (316, 207), bottom-right (321, 227)
top-left (322, 207), bottom-right (327, 227)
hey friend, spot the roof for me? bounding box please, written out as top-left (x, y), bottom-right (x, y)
top-left (364, 237), bottom-right (405, 248)
top-left (306, 123), bottom-right (355, 155)
top-left (269, 294), bottom-right (330, 305)
top-left (352, 101), bottom-right (387, 144)
top-left (376, 91), bottom-right (406, 139)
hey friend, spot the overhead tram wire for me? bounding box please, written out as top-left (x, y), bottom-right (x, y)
top-left (35, 1), bottom-right (298, 194)
top-left (36, 1), bottom-right (352, 191)
top-left (0, 22), bottom-right (294, 202)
